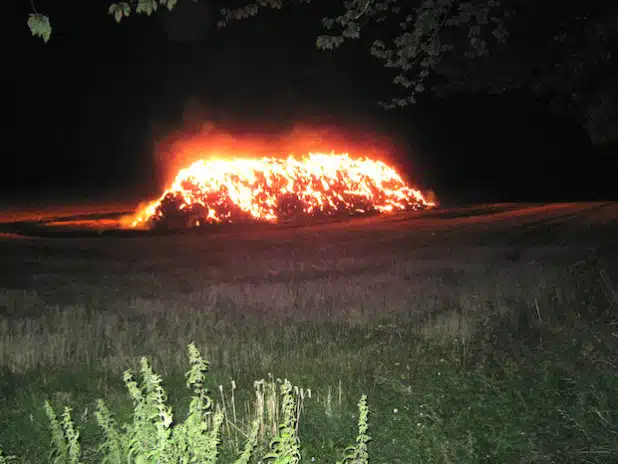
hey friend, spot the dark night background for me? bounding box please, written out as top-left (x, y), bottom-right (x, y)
top-left (4, 0), bottom-right (618, 210)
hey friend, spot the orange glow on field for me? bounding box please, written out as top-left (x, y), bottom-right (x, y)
top-left (131, 152), bottom-right (434, 229)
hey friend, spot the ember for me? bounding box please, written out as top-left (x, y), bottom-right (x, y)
top-left (131, 153), bottom-right (434, 229)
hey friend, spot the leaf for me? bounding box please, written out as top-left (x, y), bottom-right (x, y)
top-left (316, 35), bottom-right (345, 50)
top-left (160, 0), bottom-right (178, 11)
top-left (393, 74), bottom-right (413, 88)
top-left (27, 13), bottom-right (52, 43)
top-left (469, 24), bottom-right (481, 37)
top-left (492, 23), bottom-right (510, 44)
top-left (321, 17), bottom-right (335, 30)
top-left (342, 22), bottom-right (360, 39)
top-left (136, 0), bottom-right (158, 16)
top-left (108, 3), bottom-right (131, 23)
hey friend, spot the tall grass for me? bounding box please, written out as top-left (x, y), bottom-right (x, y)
top-left (0, 221), bottom-right (617, 462)
top-left (1, 344), bottom-right (370, 464)
top-left (1, 303), bottom-right (616, 462)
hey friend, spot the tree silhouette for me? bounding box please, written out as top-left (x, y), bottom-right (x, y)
top-left (27, 0), bottom-right (618, 144)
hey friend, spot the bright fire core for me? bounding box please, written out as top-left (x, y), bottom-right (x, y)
top-left (131, 153), bottom-right (434, 229)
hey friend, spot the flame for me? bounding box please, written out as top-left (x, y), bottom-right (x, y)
top-left (131, 152), bottom-right (435, 229)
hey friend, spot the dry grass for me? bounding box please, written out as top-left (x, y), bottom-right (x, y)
top-left (0, 206), bottom-right (616, 462)
top-left (0, 221), bottom-right (610, 376)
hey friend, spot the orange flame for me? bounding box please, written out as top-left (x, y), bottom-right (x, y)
top-left (130, 152), bottom-right (434, 229)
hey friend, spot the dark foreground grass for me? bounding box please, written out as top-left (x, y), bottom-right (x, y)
top-left (0, 211), bottom-right (617, 463)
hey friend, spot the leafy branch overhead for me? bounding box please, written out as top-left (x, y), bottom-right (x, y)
top-left (108, 0), bottom-right (180, 22)
top-left (219, 0), bottom-right (618, 146)
top-left (26, 0), bottom-right (618, 145)
top-left (27, 13), bottom-right (52, 43)
top-left (26, 0), bottom-right (182, 37)
top-left (220, 0), bottom-right (511, 108)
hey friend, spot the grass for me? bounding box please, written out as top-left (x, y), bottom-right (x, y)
top-left (0, 207), bottom-right (617, 462)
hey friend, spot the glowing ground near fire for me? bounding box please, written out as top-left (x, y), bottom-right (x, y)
top-left (130, 153), bottom-right (434, 229)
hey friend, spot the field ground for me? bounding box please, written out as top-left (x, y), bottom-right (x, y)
top-left (0, 202), bottom-right (617, 462)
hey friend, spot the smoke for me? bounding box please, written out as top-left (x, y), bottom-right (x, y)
top-left (148, 98), bottom-right (403, 189)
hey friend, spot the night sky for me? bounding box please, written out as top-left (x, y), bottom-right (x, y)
top-left (5, 0), bottom-right (617, 209)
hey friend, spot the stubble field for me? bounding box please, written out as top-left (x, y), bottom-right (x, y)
top-left (1, 202), bottom-right (617, 463)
